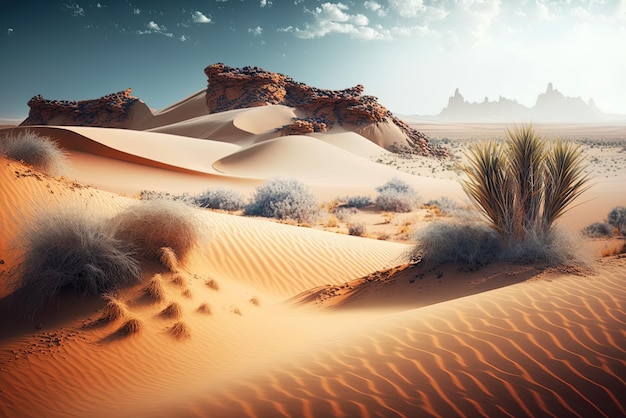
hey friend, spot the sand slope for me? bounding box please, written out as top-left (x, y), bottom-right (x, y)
top-left (1, 155), bottom-right (625, 417)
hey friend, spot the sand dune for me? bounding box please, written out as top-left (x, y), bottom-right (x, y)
top-left (1, 103), bottom-right (625, 418)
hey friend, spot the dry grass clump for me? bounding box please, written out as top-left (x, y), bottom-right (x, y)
top-left (159, 247), bottom-right (179, 272)
top-left (250, 296), bottom-right (261, 306)
top-left (171, 272), bottom-right (190, 288)
top-left (197, 303), bottom-right (212, 314)
top-left (143, 274), bottom-right (166, 302)
top-left (375, 178), bottom-right (420, 213)
top-left (13, 207), bottom-right (142, 317)
top-left (168, 321), bottom-right (191, 340)
top-left (111, 199), bottom-right (199, 265)
top-left (0, 130), bottom-right (70, 177)
top-left (233, 308), bottom-right (242, 316)
top-left (116, 317), bottom-right (143, 337)
top-left (205, 278), bottom-right (220, 291)
top-left (348, 222), bottom-right (366, 236)
top-left (98, 295), bottom-right (129, 322)
top-left (160, 302), bottom-right (183, 319)
top-left (181, 289), bottom-right (192, 299)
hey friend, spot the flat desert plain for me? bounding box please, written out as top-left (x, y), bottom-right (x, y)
top-left (1, 107), bottom-right (625, 417)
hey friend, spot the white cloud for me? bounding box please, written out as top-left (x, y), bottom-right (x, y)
top-left (192, 11), bottom-right (211, 23)
top-left (7, 28), bottom-right (13, 35)
top-left (133, 8), bottom-right (141, 15)
top-left (96, 2), bottom-right (105, 8)
top-left (65, 2), bottom-right (85, 17)
top-left (260, 0), bottom-right (273, 7)
top-left (293, 2), bottom-right (380, 39)
top-left (388, 0), bottom-right (424, 17)
top-left (249, 26), bottom-right (263, 35)
top-left (147, 21), bottom-right (165, 31)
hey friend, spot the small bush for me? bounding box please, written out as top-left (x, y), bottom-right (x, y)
top-left (97, 295), bottom-right (129, 322)
top-left (139, 190), bottom-right (193, 203)
top-left (348, 222), bottom-right (366, 236)
top-left (143, 274), bottom-right (166, 302)
top-left (160, 302), bottom-right (183, 319)
top-left (244, 177), bottom-right (318, 222)
top-left (194, 188), bottom-right (245, 211)
top-left (423, 197), bottom-right (459, 215)
top-left (111, 199), bottom-right (199, 264)
top-left (13, 207), bottom-right (142, 316)
top-left (582, 222), bottom-right (613, 238)
top-left (168, 321), bottom-right (191, 340)
top-left (607, 206), bottom-right (626, 235)
top-left (412, 221), bottom-right (501, 268)
top-left (375, 178), bottom-right (419, 212)
top-left (0, 130), bottom-right (69, 177)
top-left (345, 195), bottom-right (372, 208)
top-left (116, 318), bottom-right (143, 337)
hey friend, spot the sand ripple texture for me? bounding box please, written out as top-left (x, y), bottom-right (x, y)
top-left (157, 261), bottom-right (626, 418)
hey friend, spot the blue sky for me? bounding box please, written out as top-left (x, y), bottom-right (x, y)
top-left (1, 0), bottom-right (625, 118)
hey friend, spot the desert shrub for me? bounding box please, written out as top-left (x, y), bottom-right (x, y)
top-left (244, 177), bottom-right (318, 222)
top-left (13, 207), bottom-right (142, 316)
top-left (375, 178), bottom-right (420, 212)
top-left (607, 206), bottom-right (626, 235)
top-left (111, 199), bottom-right (199, 264)
top-left (345, 195), bottom-right (372, 208)
top-left (412, 221), bottom-right (501, 268)
top-left (335, 207), bottom-right (357, 222)
top-left (139, 190), bottom-right (193, 203)
top-left (460, 125), bottom-right (590, 243)
top-left (423, 197), bottom-right (459, 215)
top-left (0, 130), bottom-right (69, 176)
top-left (500, 228), bottom-right (583, 265)
top-left (582, 222), bottom-right (613, 238)
top-left (194, 187), bottom-right (245, 211)
top-left (348, 222), bottom-right (366, 236)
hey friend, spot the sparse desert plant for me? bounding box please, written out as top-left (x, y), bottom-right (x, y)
top-left (111, 199), bottom-right (199, 264)
top-left (116, 317), bottom-right (143, 337)
top-left (375, 178), bottom-right (419, 212)
top-left (197, 303), bottom-right (212, 314)
top-left (168, 321), bottom-right (191, 340)
top-left (205, 278), bottom-right (220, 291)
top-left (171, 272), bottom-right (190, 288)
top-left (423, 197), bottom-right (459, 216)
top-left (159, 247), bottom-right (179, 272)
top-left (160, 302), bottom-right (183, 319)
top-left (607, 206), bottom-right (626, 235)
top-left (244, 177), bottom-right (318, 223)
top-left (460, 125), bottom-right (590, 254)
top-left (13, 207), bottom-right (142, 316)
top-left (326, 214), bottom-right (339, 228)
top-left (412, 221), bottom-right (501, 268)
top-left (0, 130), bottom-right (69, 177)
top-left (348, 222), bottom-right (366, 236)
top-left (98, 295), bottom-right (129, 322)
top-left (582, 221), bottom-right (613, 238)
top-left (250, 296), bottom-right (261, 306)
top-left (335, 207), bottom-right (357, 222)
top-left (143, 274), bottom-right (166, 302)
top-left (345, 195), bottom-right (372, 208)
top-left (194, 187), bottom-right (245, 211)
top-left (139, 190), bottom-right (193, 203)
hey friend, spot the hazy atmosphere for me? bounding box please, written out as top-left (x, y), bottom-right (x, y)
top-left (2, 0), bottom-right (625, 118)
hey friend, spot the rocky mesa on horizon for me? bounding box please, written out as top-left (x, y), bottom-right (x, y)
top-left (20, 63), bottom-right (446, 157)
top-left (437, 83), bottom-right (623, 123)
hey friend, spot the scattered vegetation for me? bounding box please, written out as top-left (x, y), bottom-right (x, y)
top-left (0, 130), bottom-right (69, 177)
top-left (111, 199), bottom-right (199, 264)
top-left (205, 278), bottom-right (220, 291)
top-left (422, 197), bottom-right (460, 216)
top-left (345, 195), bottom-right (372, 208)
top-left (143, 274), bottom-right (167, 302)
top-left (244, 177), bottom-right (318, 223)
top-left (13, 207), bottom-right (142, 317)
top-left (197, 303), bottom-right (212, 315)
top-left (168, 321), bottom-right (191, 340)
top-left (160, 302), bottom-right (183, 319)
top-left (348, 222), bottom-right (366, 237)
top-left (194, 187), bottom-right (245, 211)
top-left (582, 221), bottom-right (613, 238)
top-left (607, 206), bottom-right (626, 235)
top-left (375, 177), bottom-right (420, 212)
top-left (139, 190), bottom-right (192, 203)
top-left (116, 317), bottom-right (143, 337)
top-left (98, 295), bottom-right (129, 322)
top-left (159, 247), bottom-right (179, 273)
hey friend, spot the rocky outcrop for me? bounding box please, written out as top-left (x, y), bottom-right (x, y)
top-left (439, 84), bottom-right (606, 122)
top-left (205, 63), bottom-right (444, 156)
top-left (21, 89), bottom-right (141, 127)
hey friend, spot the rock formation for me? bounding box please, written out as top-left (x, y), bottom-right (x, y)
top-left (20, 89), bottom-right (144, 127)
top-left (439, 83), bottom-right (605, 122)
top-left (205, 63), bottom-right (445, 156)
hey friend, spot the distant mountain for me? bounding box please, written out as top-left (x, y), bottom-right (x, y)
top-left (437, 83), bottom-right (623, 123)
